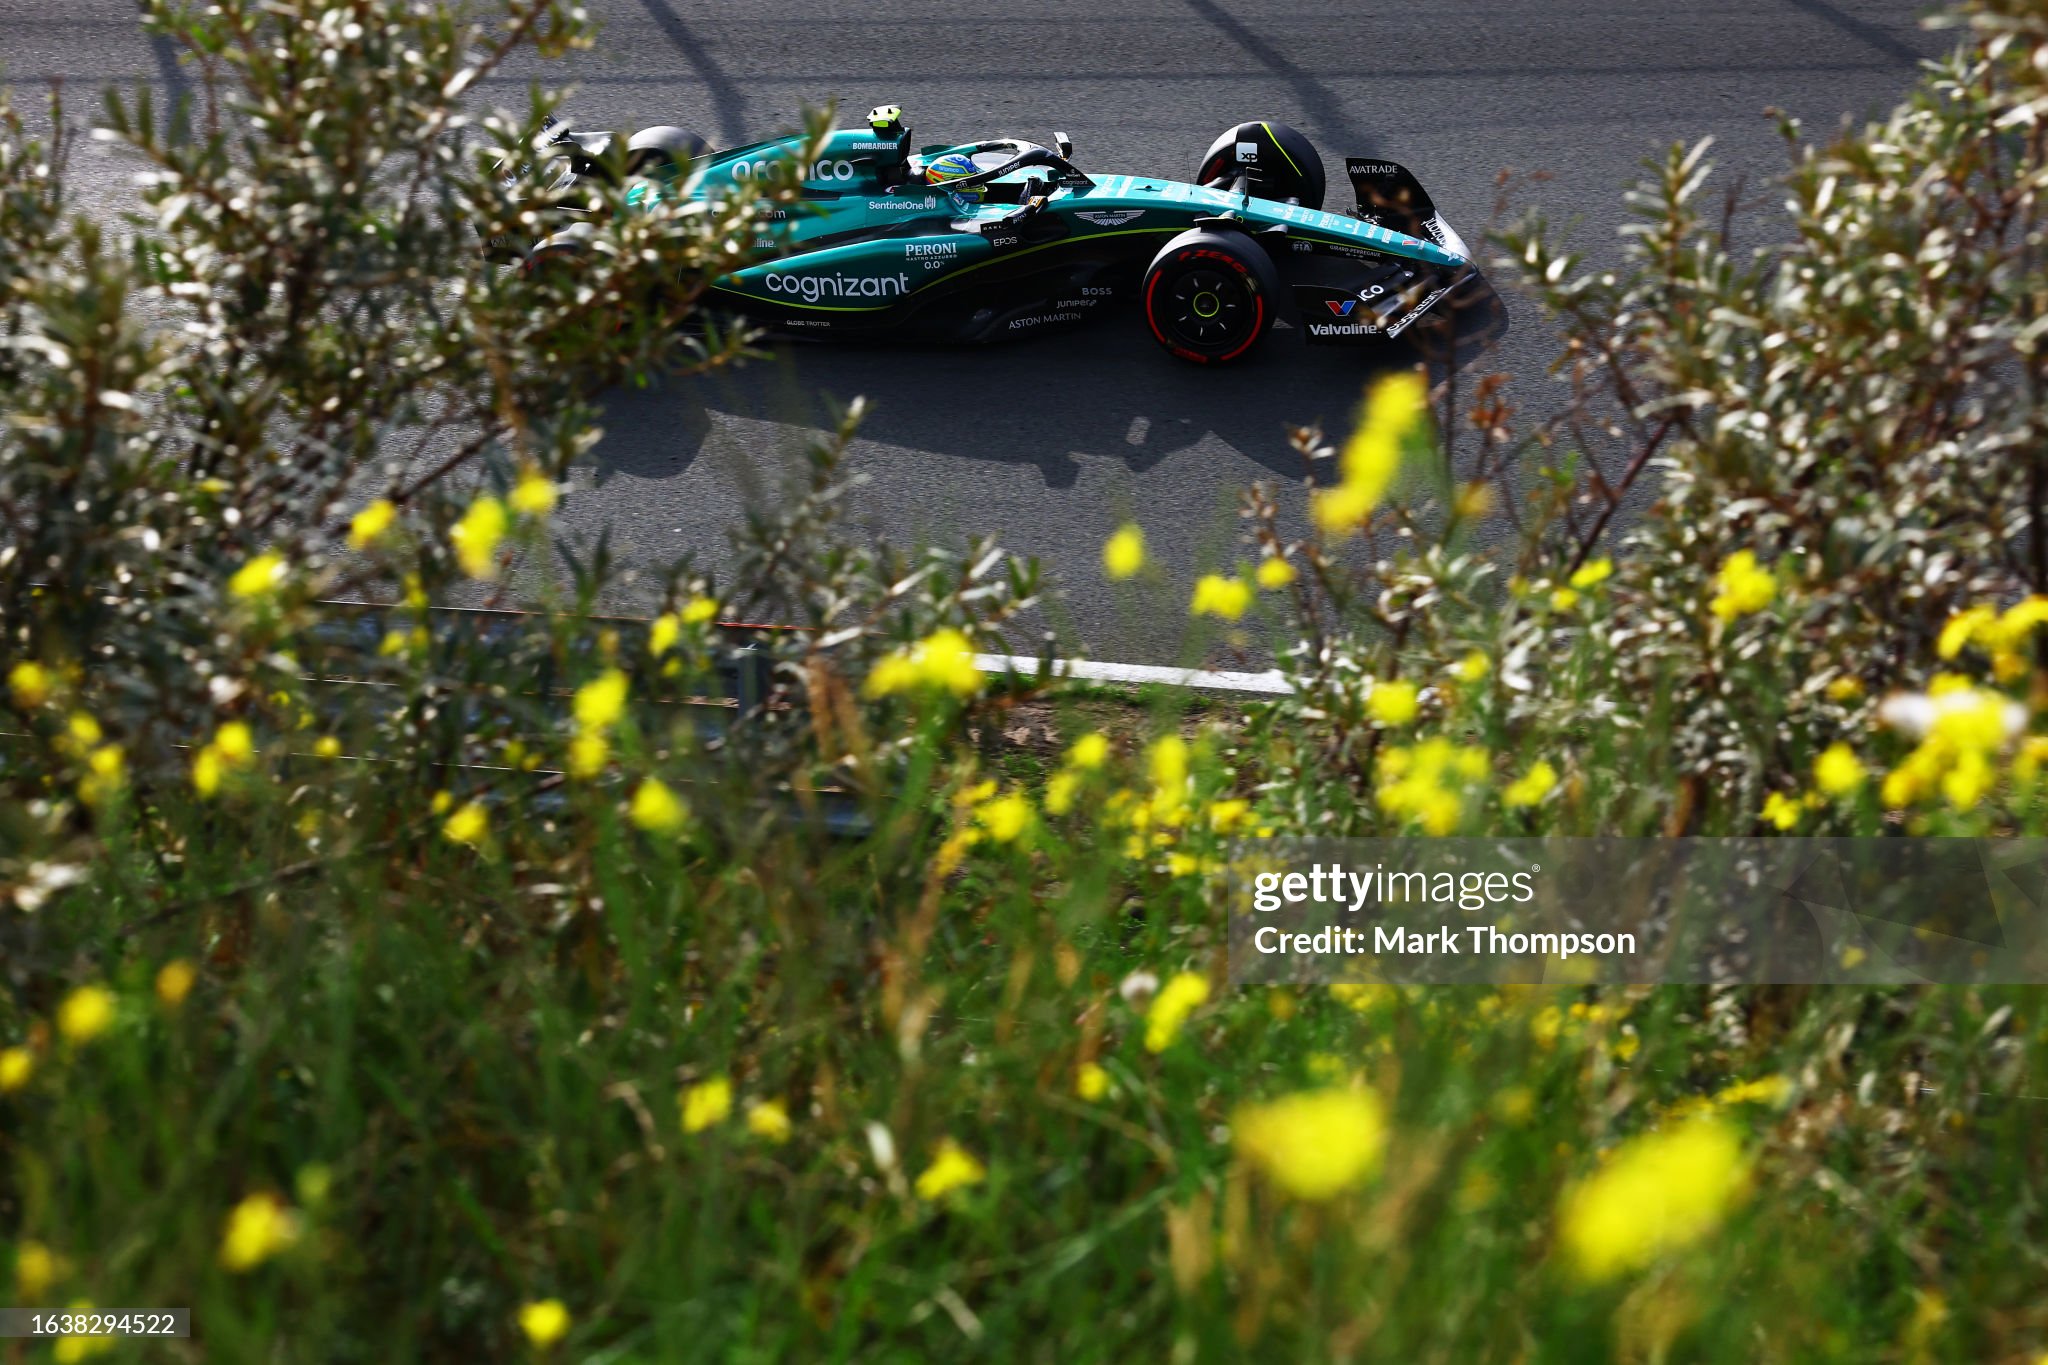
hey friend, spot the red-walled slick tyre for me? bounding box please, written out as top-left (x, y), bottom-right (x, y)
top-left (1140, 227), bottom-right (1280, 365)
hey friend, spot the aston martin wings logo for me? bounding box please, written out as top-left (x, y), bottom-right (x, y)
top-left (1077, 209), bottom-right (1145, 227)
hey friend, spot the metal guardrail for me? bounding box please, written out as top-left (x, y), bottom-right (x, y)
top-left (299, 601), bottom-right (872, 834)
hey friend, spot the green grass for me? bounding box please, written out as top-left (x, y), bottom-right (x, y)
top-left (3, 723), bottom-right (2043, 1363)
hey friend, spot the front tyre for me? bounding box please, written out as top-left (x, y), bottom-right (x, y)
top-left (1141, 228), bottom-right (1280, 365)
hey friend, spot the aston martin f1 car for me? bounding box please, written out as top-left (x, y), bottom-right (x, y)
top-left (487, 107), bottom-right (1503, 365)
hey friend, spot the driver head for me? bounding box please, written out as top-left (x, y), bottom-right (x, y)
top-left (923, 151), bottom-right (977, 186)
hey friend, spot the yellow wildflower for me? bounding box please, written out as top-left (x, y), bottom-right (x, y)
top-left (228, 551), bottom-right (287, 600)
top-left (2018, 735), bottom-right (2048, 784)
top-left (1075, 1062), bottom-right (1111, 1101)
top-left (1984, 596), bottom-right (2048, 679)
top-left (1942, 748), bottom-right (1994, 809)
top-left (1148, 734), bottom-right (1189, 792)
top-left (1330, 982), bottom-right (1398, 1013)
top-left (1813, 743), bottom-right (1865, 796)
top-left (1377, 737), bottom-right (1487, 833)
top-left (649, 614), bottom-right (680, 657)
top-left (8, 661), bottom-right (51, 709)
top-left (1882, 754), bottom-right (1933, 809)
top-left (219, 1193), bottom-right (302, 1272)
top-left (1069, 732), bottom-right (1110, 770)
top-left (1145, 971), bottom-right (1209, 1053)
top-left (1570, 558), bottom-right (1613, 591)
top-left (1557, 1119), bottom-right (1749, 1281)
top-left (1503, 760), bottom-right (1558, 809)
top-left (57, 986), bottom-right (115, 1044)
top-left (953, 777), bottom-right (997, 807)
top-left (745, 1099), bottom-right (792, 1144)
top-left (1713, 1075), bottom-right (1791, 1107)
top-left (55, 1312), bottom-right (114, 1361)
top-left (1190, 574), bottom-right (1253, 621)
top-left (976, 790), bottom-right (1034, 843)
top-left (1208, 798), bottom-right (1252, 834)
top-left (1938, 604), bottom-right (1996, 660)
top-left (567, 732), bottom-right (608, 779)
top-left (863, 628), bottom-right (984, 699)
top-left (629, 778), bottom-right (690, 835)
top-left (1103, 523), bottom-right (1146, 579)
top-left (348, 498), bottom-right (397, 549)
top-left (1234, 1088), bottom-right (1388, 1201)
top-left (915, 1138), bottom-right (986, 1200)
top-left (1761, 791), bottom-right (1802, 830)
top-left (64, 713), bottom-right (101, 751)
top-left (155, 960), bottom-right (196, 1009)
top-left (0, 1046), bottom-right (33, 1092)
top-left (1314, 370), bottom-right (1427, 534)
top-left (1451, 650), bottom-right (1489, 683)
top-left (313, 736), bottom-right (343, 759)
top-left (190, 745), bottom-right (225, 798)
top-left (214, 721), bottom-right (253, 764)
top-left (14, 1240), bottom-right (56, 1298)
top-left (1931, 688), bottom-right (2019, 751)
top-left (932, 826), bottom-right (980, 878)
top-left (573, 669), bottom-right (629, 733)
top-left (450, 494), bottom-right (508, 579)
top-left (1042, 770), bottom-right (1078, 815)
top-left (864, 653), bottom-right (918, 696)
top-left (1826, 676), bottom-right (1864, 702)
top-left (1256, 555), bottom-right (1296, 590)
top-left (681, 1076), bottom-right (733, 1133)
top-left (442, 801), bottom-right (489, 847)
top-left (681, 596), bottom-right (719, 625)
top-left (1367, 679), bottom-right (1419, 726)
top-left (1709, 550), bottom-right (1776, 622)
top-left (77, 744), bottom-right (125, 808)
top-left (916, 628), bottom-right (983, 696)
top-left (509, 468), bottom-right (558, 517)
top-left (517, 1300), bottom-right (571, 1349)
top-left (1550, 587), bottom-right (1580, 612)
top-left (1996, 595), bottom-right (2048, 640)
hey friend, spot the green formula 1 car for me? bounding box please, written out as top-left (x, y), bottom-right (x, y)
top-left (488, 106), bottom-right (1504, 365)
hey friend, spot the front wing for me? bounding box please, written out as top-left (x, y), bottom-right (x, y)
top-left (1282, 158), bottom-right (1507, 350)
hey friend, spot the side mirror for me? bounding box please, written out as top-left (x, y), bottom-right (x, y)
top-left (1054, 131), bottom-right (1073, 159)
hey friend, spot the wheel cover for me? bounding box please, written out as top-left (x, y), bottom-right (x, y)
top-left (1161, 269), bottom-right (1249, 349)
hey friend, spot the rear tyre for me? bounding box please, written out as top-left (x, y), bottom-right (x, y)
top-left (1196, 121), bottom-right (1326, 210)
top-left (626, 126), bottom-right (711, 177)
top-left (1141, 228), bottom-right (1280, 365)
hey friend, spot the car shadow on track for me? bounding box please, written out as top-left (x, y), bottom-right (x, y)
top-left (589, 286), bottom-right (1507, 494)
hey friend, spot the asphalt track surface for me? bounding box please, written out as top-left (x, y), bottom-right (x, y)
top-left (5, 0), bottom-right (1950, 664)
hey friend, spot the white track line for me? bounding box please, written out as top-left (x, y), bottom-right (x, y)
top-left (973, 654), bottom-right (1294, 695)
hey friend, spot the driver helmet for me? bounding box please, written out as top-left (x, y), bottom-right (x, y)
top-left (923, 151), bottom-right (979, 190)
